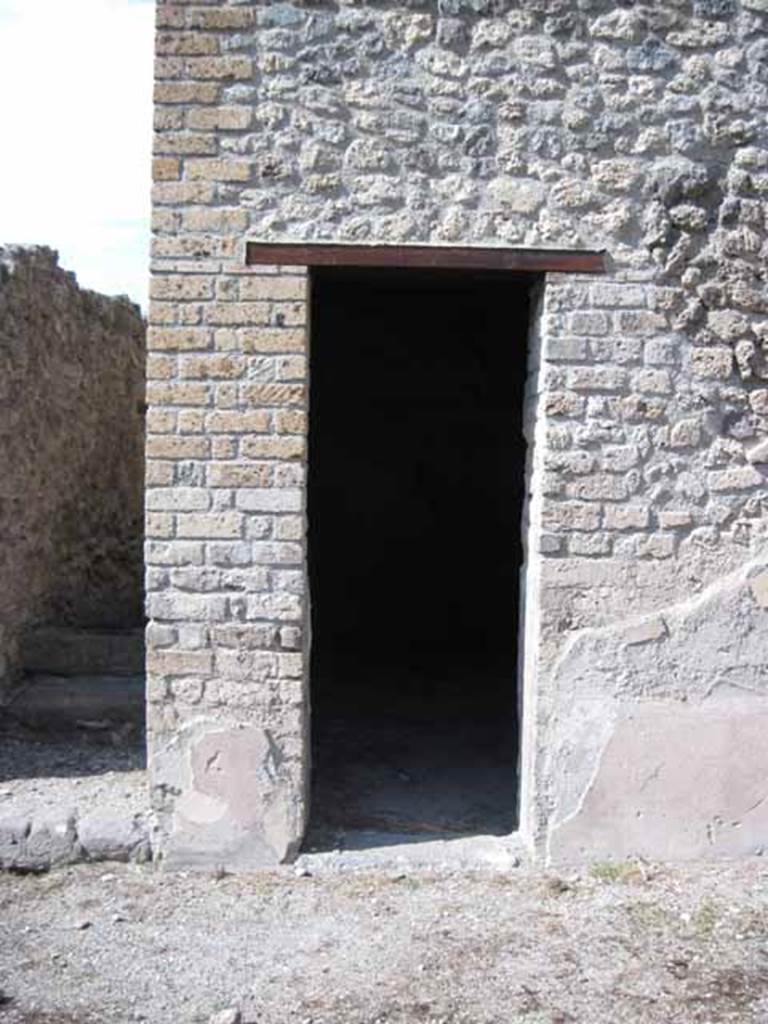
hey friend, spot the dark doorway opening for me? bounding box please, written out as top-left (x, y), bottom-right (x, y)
top-left (306, 266), bottom-right (531, 846)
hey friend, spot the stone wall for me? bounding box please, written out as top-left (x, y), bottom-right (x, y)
top-left (148, 0), bottom-right (768, 867)
top-left (0, 246), bottom-right (146, 696)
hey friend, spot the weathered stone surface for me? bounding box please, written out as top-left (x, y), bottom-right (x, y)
top-left (78, 813), bottom-right (150, 864)
top-left (0, 814), bottom-right (31, 870)
top-left (209, 1010), bottom-right (242, 1024)
top-left (0, 247), bottom-right (145, 700)
top-left (0, 808), bottom-right (151, 873)
top-left (19, 627), bottom-right (145, 677)
top-left (7, 674), bottom-right (145, 732)
top-left (24, 810), bottom-right (78, 871)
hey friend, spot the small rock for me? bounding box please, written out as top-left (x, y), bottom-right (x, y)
top-left (294, 865), bottom-right (312, 878)
top-left (209, 1009), bottom-right (242, 1024)
top-left (72, 919), bottom-right (92, 931)
top-left (545, 877), bottom-right (572, 895)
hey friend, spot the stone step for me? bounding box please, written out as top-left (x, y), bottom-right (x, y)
top-left (5, 674), bottom-right (145, 731)
top-left (19, 627), bottom-right (145, 678)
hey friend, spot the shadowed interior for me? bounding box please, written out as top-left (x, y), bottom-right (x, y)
top-left (306, 266), bottom-right (530, 846)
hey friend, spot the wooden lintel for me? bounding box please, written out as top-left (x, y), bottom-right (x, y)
top-left (245, 242), bottom-right (606, 274)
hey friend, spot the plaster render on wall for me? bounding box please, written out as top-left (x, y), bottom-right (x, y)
top-left (548, 554), bottom-right (768, 862)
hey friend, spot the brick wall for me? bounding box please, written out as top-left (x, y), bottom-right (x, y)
top-left (149, 0), bottom-right (768, 867)
top-left (0, 246), bottom-right (145, 696)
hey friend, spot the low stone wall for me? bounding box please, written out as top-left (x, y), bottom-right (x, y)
top-left (0, 246), bottom-right (146, 697)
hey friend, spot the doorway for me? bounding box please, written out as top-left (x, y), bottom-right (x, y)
top-left (307, 266), bottom-right (531, 844)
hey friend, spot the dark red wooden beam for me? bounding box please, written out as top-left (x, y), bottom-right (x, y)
top-left (245, 242), bottom-right (606, 274)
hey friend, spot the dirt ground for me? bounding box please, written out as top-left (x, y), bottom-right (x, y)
top-left (1, 858), bottom-right (768, 1024)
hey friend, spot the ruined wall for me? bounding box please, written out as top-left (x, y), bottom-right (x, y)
top-left (0, 246), bottom-right (146, 695)
top-left (149, 0), bottom-right (768, 867)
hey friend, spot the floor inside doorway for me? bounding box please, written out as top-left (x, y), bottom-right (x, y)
top-left (306, 675), bottom-right (518, 848)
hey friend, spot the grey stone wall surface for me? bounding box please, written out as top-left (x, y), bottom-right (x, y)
top-left (0, 246), bottom-right (146, 697)
top-left (148, 0), bottom-right (768, 867)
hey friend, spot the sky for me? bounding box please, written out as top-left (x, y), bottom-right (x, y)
top-left (0, 0), bottom-right (155, 310)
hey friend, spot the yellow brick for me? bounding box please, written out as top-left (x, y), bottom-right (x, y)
top-left (152, 182), bottom-right (216, 205)
top-left (187, 106), bottom-right (253, 131)
top-left (240, 328), bottom-right (305, 353)
top-left (151, 209), bottom-right (178, 233)
top-left (179, 304), bottom-right (203, 326)
top-left (184, 56), bottom-right (253, 80)
top-left (147, 382), bottom-right (211, 406)
top-left (146, 436), bottom-right (210, 459)
top-left (154, 132), bottom-right (217, 156)
top-left (147, 354), bottom-right (177, 380)
top-left (156, 31), bottom-right (220, 56)
top-left (177, 512), bottom-right (243, 539)
top-left (214, 383), bottom-right (238, 407)
top-left (274, 517), bottom-right (303, 541)
top-left (185, 158), bottom-right (251, 182)
top-left (241, 383), bottom-right (305, 407)
top-left (151, 275), bottom-right (215, 301)
top-left (178, 409), bottom-right (206, 433)
top-left (272, 302), bottom-right (305, 327)
top-left (154, 81), bottom-right (220, 104)
top-left (154, 56), bottom-right (184, 79)
top-left (275, 410), bottom-right (306, 434)
top-left (153, 157), bottom-right (180, 181)
top-left (206, 302), bottom-right (269, 326)
top-left (146, 461), bottom-right (175, 486)
top-left (239, 276), bottom-right (306, 301)
top-left (215, 278), bottom-right (239, 301)
top-left (208, 463), bottom-right (273, 487)
top-left (149, 301), bottom-right (178, 325)
top-left (206, 410), bottom-right (270, 433)
top-left (155, 6), bottom-right (185, 29)
top-left (276, 355), bottom-right (307, 381)
top-left (146, 512), bottom-right (175, 538)
top-left (212, 438), bottom-right (237, 459)
top-left (179, 354), bottom-right (246, 379)
top-left (148, 649), bottom-right (213, 676)
top-left (186, 8), bottom-right (254, 29)
top-left (148, 327), bottom-right (211, 351)
top-left (241, 437), bottom-right (305, 460)
top-left (146, 409), bottom-right (177, 433)
top-left (154, 107), bottom-right (185, 131)
top-left (212, 329), bottom-right (239, 351)
top-left (182, 208), bottom-right (250, 232)
top-left (151, 235), bottom-right (237, 259)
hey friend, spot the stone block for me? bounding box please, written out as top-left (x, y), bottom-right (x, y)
top-left (0, 814), bottom-right (31, 870)
top-left (690, 347), bottom-right (733, 379)
top-left (25, 810), bottom-right (78, 870)
top-left (78, 814), bottom-right (150, 863)
top-left (176, 512), bottom-right (243, 539)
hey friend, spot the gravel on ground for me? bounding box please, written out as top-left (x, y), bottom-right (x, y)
top-left (0, 736), bottom-right (148, 870)
top-left (1, 858), bottom-right (768, 1024)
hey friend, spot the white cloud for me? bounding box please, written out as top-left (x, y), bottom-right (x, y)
top-left (0, 0), bottom-right (154, 309)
